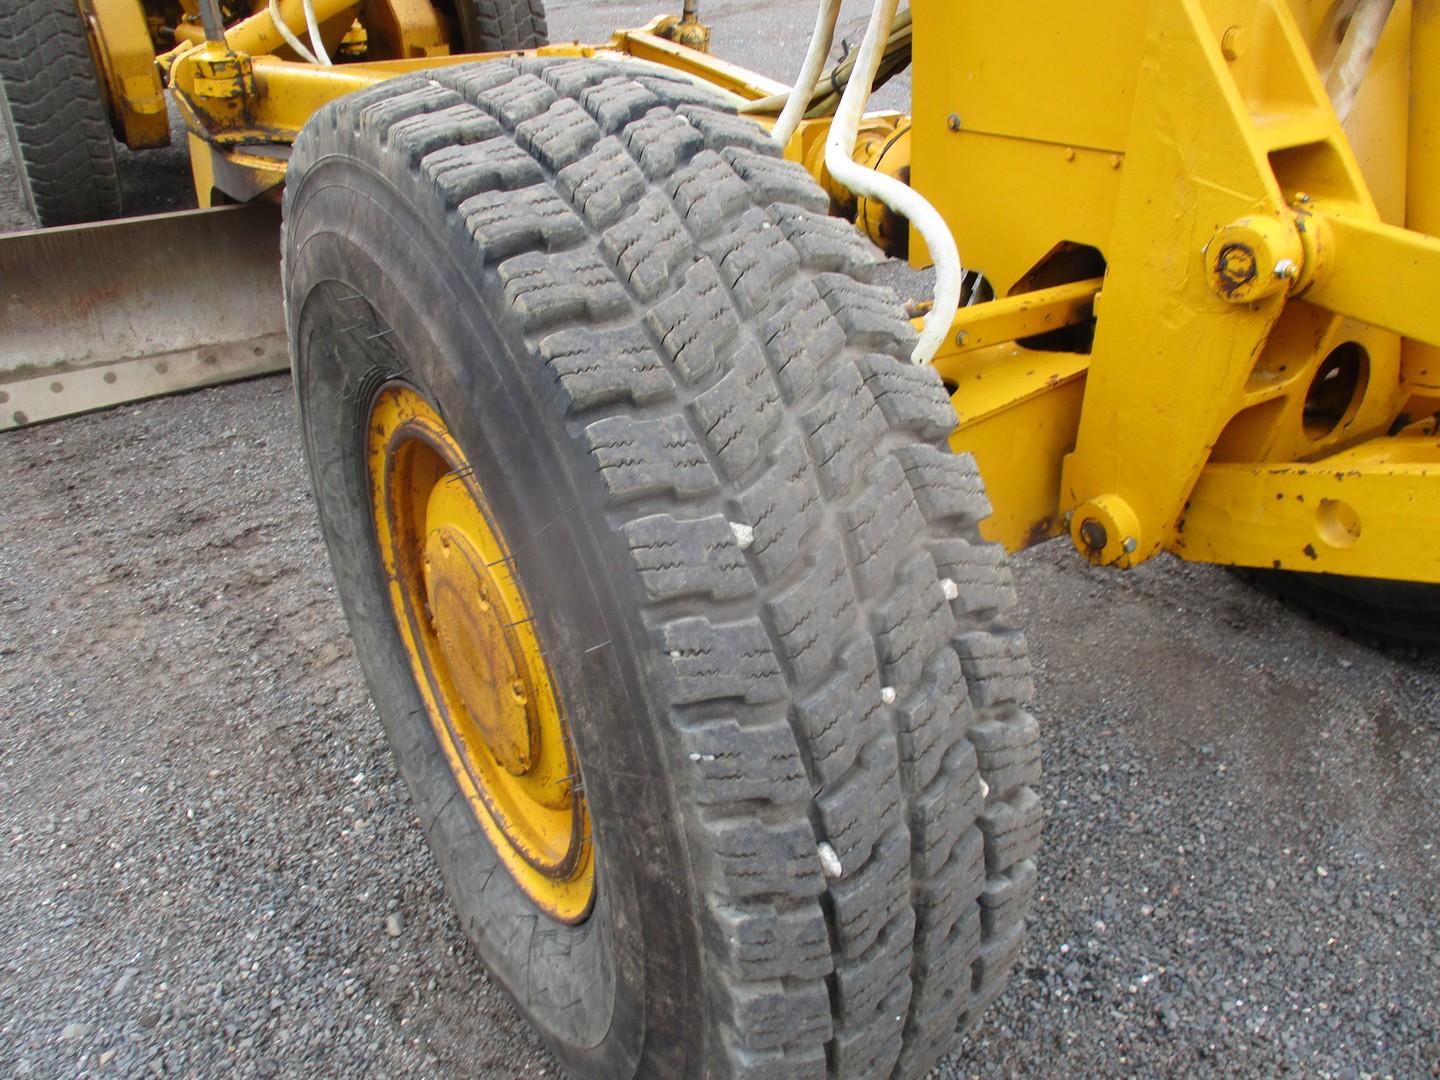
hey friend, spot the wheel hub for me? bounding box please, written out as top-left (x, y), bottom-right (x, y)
top-left (367, 382), bottom-right (594, 922)
top-left (422, 525), bottom-right (537, 776)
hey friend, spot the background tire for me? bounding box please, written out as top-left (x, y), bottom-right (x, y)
top-left (452, 0), bottom-right (547, 52)
top-left (284, 58), bottom-right (1040, 1077)
top-left (0, 0), bottom-right (122, 226)
top-left (1246, 570), bottom-right (1440, 649)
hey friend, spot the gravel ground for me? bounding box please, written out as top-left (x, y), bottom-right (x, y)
top-left (3, 3), bottom-right (1439, 1078)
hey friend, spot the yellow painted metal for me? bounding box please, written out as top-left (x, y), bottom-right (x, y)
top-left (1402, 1), bottom-right (1440, 396)
top-left (97, 0), bottom-right (1440, 587)
top-left (604, 20), bottom-right (787, 101)
top-left (368, 384), bottom-right (594, 922)
top-left (1175, 434), bottom-right (1440, 582)
top-left (928, 278), bottom-right (1100, 372)
top-left (359, 0), bottom-right (450, 59)
top-left (87, 0), bottom-right (168, 149)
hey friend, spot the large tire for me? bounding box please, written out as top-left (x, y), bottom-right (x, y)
top-left (284, 59), bottom-right (1041, 1078)
top-left (0, 0), bottom-right (122, 226)
top-left (1246, 570), bottom-right (1440, 649)
top-left (453, 0), bottom-right (547, 52)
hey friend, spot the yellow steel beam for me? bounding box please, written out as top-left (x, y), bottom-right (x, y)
top-left (927, 278), bottom-right (1101, 375)
top-left (1174, 434), bottom-right (1440, 582)
top-left (1302, 207), bottom-right (1440, 348)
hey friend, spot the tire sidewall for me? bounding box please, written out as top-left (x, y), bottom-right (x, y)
top-left (284, 155), bottom-right (704, 1078)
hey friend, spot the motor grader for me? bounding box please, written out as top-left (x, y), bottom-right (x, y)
top-left (1, 0), bottom-right (1435, 1075)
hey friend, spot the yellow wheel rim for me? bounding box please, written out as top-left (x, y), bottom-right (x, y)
top-left (368, 383), bottom-right (594, 922)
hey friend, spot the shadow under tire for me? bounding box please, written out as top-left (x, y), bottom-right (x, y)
top-left (284, 58), bottom-right (1041, 1078)
top-left (1246, 569), bottom-right (1440, 649)
top-left (0, 0), bottom-right (121, 226)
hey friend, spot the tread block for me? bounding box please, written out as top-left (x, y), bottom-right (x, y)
top-left (707, 208), bottom-right (802, 318)
top-left (357, 83), bottom-right (465, 137)
top-left (533, 58), bottom-right (612, 98)
top-left (710, 901), bottom-right (834, 982)
top-left (855, 353), bottom-right (958, 440)
top-left (421, 136), bottom-right (545, 205)
top-left (831, 905), bottom-right (915, 1019)
top-left (580, 74), bottom-right (663, 133)
top-left (459, 184), bottom-right (587, 263)
top-left (623, 107), bottom-right (707, 180)
top-left (498, 249), bottom-right (629, 332)
top-left (600, 190), bottom-right (692, 301)
top-left (832, 1021), bottom-right (905, 1080)
top-left (689, 342), bottom-right (782, 483)
top-left (474, 70), bottom-right (560, 126)
top-left (803, 361), bottom-right (890, 500)
top-left (928, 539), bottom-right (1018, 617)
top-left (763, 537), bottom-right (856, 688)
top-left (515, 98), bottom-right (603, 171)
top-left (953, 630), bottom-right (1034, 708)
top-left (677, 716), bottom-right (809, 805)
top-left (645, 261), bottom-right (741, 385)
top-left (915, 827), bottom-right (984, 938)
top-left (659, 616), bottom-right (785, 705)
top-left (842, 454), bottom-right (926, 600)
top-left (978, 787), bottom-right (1043, 873)
top-left (728, 1043), bottom-right (827, 1080)
top-left (770, 204), bottom-right (881, 279)
top-left (634, 74), bottom-right (730, 110)
top-left (793, 637), bottom-right (885, 787)
top-left (969, 708), bottom-right (1041, 795)
top-left (733, 434), bottom-right (822, 582)
top-left (581, 413), bottom-right (721, 502)
top-left (815, 273), bottom-right (917, 360)
top-left (431, 61), bottom-right (522, 100)
top-left (895, 648), bottom-right (972, 792)
top-left (724, 978), bottom-right (833, 1052)
top-left (386, 104), bottom-right (504, 165)
top-left (910, 743), bottom-right (981, 878)
top-left (622, 513), bottom-right (753, 603)
top-left (873, 553), bottom-right (954, 692)
top-left (721, 148), bottom-right (829, 213)
top-left (762, 279), bottom-right (848, 403)
top-left (678, 105), bottom-right (781, 156)
top-left (540, 323), bottom-right (674, 412)
top-left (704, 816), bottom-right (825, 900)
top-left (556, 136), bottom-right (649, 228)
top-left (667, 150), bottom-right (752, 239)
top-left (974, 920), bottom-right (1025, 988)
top-left (893, 445), bottom-right (993, 525)
top-left (980, 859), bottom-right (1037, 937)
top-left (816, 735), bottom-right (904, 870)
top-left (828, 825), bottom-right (910, 956)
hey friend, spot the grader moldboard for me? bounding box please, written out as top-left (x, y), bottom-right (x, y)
top-left (2, 0), bottom-right (1438, 1074)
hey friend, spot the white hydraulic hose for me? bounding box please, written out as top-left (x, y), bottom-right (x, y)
top-left (821, 0), bottom-right (963, 365)
top-left (301, 0), bottom-right (334, 66)
top-left (1324, 0), bottom-right (1394, 123)
top-left (267, 0), bottom-right (323, 66)
top-left (771, 0), bottom-right (842, 150)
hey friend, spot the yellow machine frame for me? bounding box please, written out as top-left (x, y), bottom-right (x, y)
top-left (99, 0), bottom-right (1440, 585)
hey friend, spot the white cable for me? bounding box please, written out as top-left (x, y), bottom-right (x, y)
top-left (772, 0), bottom-right (842, 149)
top-left (1324, 0), bottom-right (1394, 123)
top-left (301, 0), bottom-right (333, 66)
top-left (267, 0), bottom-right (322, 65)
top-left (823, 0), bottom-right (962, 365)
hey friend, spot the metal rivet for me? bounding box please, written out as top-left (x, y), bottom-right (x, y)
top-left (946, 113), bottom-right (961, 132)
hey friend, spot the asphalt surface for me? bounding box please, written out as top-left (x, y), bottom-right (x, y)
top-left (2, 3), bottom-right (1439, 1078)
